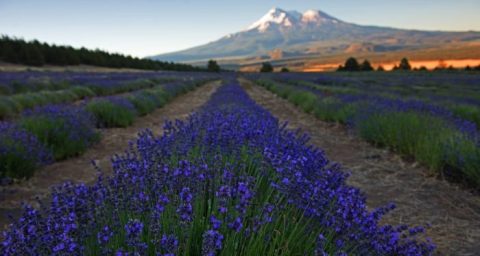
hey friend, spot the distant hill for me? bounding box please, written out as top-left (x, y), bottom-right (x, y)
top-left (149, 7), bottom-right (480, 71)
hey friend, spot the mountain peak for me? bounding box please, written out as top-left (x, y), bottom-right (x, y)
top-left (247, 7), bottom-right (342, 32)
top-left (247, 7), bottom-right (299, 32)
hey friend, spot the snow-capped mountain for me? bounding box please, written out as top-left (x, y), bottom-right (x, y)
top-left (150, 7), bottom-right (480, 64)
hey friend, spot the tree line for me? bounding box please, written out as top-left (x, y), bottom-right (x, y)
top-left (337, 57), bottom-right (480, 72)
top-left (0, 36), bottom-right (204, 71)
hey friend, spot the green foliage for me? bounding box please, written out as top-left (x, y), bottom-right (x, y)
top-left (0, 96), bottom-right (22, 119)
top-left (6, 89), bottom-right (82, 113)
top-left (355, 111), bottom-right (480, 186)
top-left (313, 98), bottom-right (358, 123)
top-left (11, 93), bottom-right (47, 109)
top-left (85, 99), bottom-right (137, 128)
top-left (287, 91), bottom-right (317, 113)
top-left (143, 89), bottom-right (170, 107)
top-left (280, 67), bottom-right (290, 72)
top-left (127, 93), bottom-right (158, 116)
top-left (449, 104), bottom-right (480, 127)
top-left (260, 62), bottom-right (274, 73)
top-left (71, 86), bottom-right (96, 99)
top-left (0, 146), bottom-right (36, 179)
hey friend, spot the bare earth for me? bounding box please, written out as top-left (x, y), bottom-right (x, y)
top-left (0, 81), bottom-right (220, 230)
top-left (240, 78), bottom-right (480, 256)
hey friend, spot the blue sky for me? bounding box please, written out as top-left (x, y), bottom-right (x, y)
top-left (1, 0), bottom-right (479, 57)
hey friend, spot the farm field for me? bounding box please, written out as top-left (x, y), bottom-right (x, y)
top-left (0, 70), bottom-right (479, 255)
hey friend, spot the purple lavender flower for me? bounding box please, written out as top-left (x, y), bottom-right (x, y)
top-left (202, 230), bottom-right (224, 256)
top-left (160, 234), bottom-right (179, 254)
top-left (210, 215), bottom-right (222, 230)
top-left (228, 217), bottom-right (243, 233)
top-left (97, 225), bottom-right (113, 245)
top-left (177, 187), bottom-right (193, 223)
top-left (124, 219), bottom-right (146, 253)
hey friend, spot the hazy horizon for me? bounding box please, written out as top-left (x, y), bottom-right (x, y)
top-left (1, 0), bottom-right (479, 58)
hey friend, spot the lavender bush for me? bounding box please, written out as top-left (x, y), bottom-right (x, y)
top-left (19, 104), bottom-right (99, 160)
top-left (0, 122), bottom-right (53, 178)
top-left (85, 96), bottom-right (137, 128)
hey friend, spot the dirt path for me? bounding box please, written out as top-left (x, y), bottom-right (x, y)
top-left (0, 80), bottom-right (221, 230)
top-left (240, 78), bottom-right (480, 256)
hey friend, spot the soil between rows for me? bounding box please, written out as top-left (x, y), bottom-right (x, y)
top-left (240, 77), bottom-right (480, 256)
top-left (0, 81), bottom-right (221, 230)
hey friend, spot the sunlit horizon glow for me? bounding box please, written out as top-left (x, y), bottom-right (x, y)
top-left (0, 0), bottom-right (479, 58)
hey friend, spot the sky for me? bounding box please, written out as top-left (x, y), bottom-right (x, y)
top-left (1, 0), bottom-right (479, 58)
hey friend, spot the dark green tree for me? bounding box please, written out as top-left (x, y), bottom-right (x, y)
top-left (376, 65), bottom-right (385, 72)
top-left (25, 45), bottom-right (45, 66)
top-left (260, 62), bottom-right (274, 72)
top-left (207, 60), bottom-right (220, 72)
top-left (398, 57), bottom-right (412, 70)
top-left (360, 60), bottom-right (374, 71)
top-left (343, 57), bottom-right (360, 71)
top-left (280, 67), bottom-right (290, 72)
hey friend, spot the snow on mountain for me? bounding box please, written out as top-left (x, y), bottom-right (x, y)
top-left (247, 8), bottom-right (298, 32)
top-left (247, 8), bottom-right (342, 32)
top-left (301, 9), bottom-right (340, 24)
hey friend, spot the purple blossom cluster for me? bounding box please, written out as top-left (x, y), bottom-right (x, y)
top-left (1, 80), bottom-right (434, 255)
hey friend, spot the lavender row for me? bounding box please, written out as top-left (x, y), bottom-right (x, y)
top-left (253, 77), bottom-right (480, 187)
top-left (0, 71), bottom-right (218, 119)
top-left (0, 77), bottom-right (215, 180)
top-left (0, 71), bottom-right (189, 95)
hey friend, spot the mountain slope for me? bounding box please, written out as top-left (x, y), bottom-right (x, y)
top-left (150, 7), bottom-right (480, 65)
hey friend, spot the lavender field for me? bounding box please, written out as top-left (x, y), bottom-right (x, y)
top-left (1, 2), bottom-right (480, 255)
top-left (1, 68), bottom-right (479, 255)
